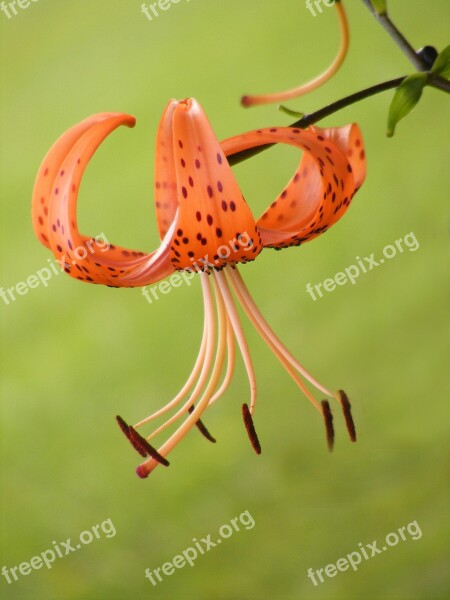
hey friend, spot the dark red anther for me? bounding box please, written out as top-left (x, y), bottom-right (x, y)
top-left (321, 400), bottom-right (334, 451)
top-left (188, 406), bottom-right (216, 443)
top-left (242, 403), bottom-right (261, 455)
top-left (128, 427), bottom-right (152, 458)
top-left (116, 416), bottom-right (169, 466)
top-left (129, 427), bottom-right (170, 466)
top-left (116, 415), bottom-right (131, 439)
top-left (338, 390), bottom-right (356, 442)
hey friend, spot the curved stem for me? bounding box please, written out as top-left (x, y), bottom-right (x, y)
top-left (360, 0), bottom-right (429, 71)
top-left (228, 77), bottom-right (404, 166)
top-left (289, 77), bottom-right (406, 127)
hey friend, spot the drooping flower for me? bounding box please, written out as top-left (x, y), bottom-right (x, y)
top-left (32, 98), bottom-right (366, 478)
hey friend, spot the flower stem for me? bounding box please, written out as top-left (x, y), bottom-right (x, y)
top-left (228, 77), bottom-right (404, 166)
top-left (428, 74), bottom-right (450, 94)
top-left (360, 0), bottom-right (429, 71)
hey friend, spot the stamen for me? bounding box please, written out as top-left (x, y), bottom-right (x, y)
top-left (321, 400), bottom-right (334, 451)
top-left (134, 293), bottom-right (208, 429)
top-left (146, 273), bottom-right (227, 441)
top-left (241, 2), bottom-right (349, 107)
top-left (337, 389), bottom-right (356, 442)
top-left (116, 415), bottom-right (169, 464)
top-left (188, 406), bottom-right (217, 443)
top-left (213, 270), bottom-right (257, 414)
top-left (227, 268), bottom-right (331, 404)
top-left (208, 314), bottom-right (236, 406)
top-left (127, 429), bottom-right (148, 457)
top-left (136, 272), bottom-right (218, 477)
top-left (129, 427), bottom-right (170, 465)
top-left (242, 403), bottom-right (261, 454)
top-left (116, 415), bottom-right (131, 439)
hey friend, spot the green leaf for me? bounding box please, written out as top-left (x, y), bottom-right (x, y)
top-left (387, 73), bottom-right (427, 137)
top-left (278, 105), bottom-right (305, 119)
top-left (431, 45), bottom-right (450, 79)
top-left (370, 0), bottom-right (387, 16)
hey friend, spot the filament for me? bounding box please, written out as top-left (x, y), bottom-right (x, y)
top-left (227, 268), bottom-right (334, 407)
top-left (241, 2), bottom-right (349, 107)
top-left (137, 272), bottom-right (218, 475)
top-left (146, 272), bottom-right (228, 440)
top-left (208, 313), bottom-right (236, 406)
top-left (134, 270), bottom-right (213, 428)
top-left (213, 269), bottom-right (257, 415)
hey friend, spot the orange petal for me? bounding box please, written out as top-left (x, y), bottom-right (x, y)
top-left (221, 125), bottom-right (366, 248)
top-left (167, 99), bottom-right (263, 270)
top-left (32, 113), bottom-right (113, 249)
top-left (154, 100), bottom-right (178, 240)
top-left (310, 123), bottom-right (366, 189)
top-left (32, 113), bottom-right (174, 287)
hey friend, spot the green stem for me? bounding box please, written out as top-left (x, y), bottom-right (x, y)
top-left (361, 0), bottom-right (429, 71)
top-left (228, 77), bottom-right (404, 166)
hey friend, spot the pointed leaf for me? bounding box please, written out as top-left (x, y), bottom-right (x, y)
top-left (431, 45), bottom-right (450, 79)
top-left (387, 73), bottom-right (427, 137)
top-left (278, 105), bottom-right (305, 119)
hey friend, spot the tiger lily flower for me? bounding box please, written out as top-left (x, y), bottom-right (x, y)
top-left (32, 98), bottom-right (366, 478)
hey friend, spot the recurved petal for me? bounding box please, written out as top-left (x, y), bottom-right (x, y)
top-left (221, 125), bottom-right (366, 249)
top-left (32, 113), bottom-right (114, 249)
top-left (32, 113), bottom-right (174, 288)
top-left (310, 123), bottom-right (366, 189)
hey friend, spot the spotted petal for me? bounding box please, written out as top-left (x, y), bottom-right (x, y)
top-left (158, 99), bottom-right (263, 270)
top-left (221, 124), bottom-right (366, 249)
top-left (154, 100), bottom-right (178, 240)
top-left (32, 113), bottom-right (175, 287)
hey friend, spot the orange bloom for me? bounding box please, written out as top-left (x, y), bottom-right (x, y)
top-left (32, 98), bottom-right (366, 478)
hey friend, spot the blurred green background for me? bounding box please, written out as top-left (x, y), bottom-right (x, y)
top-left (1, 1), bottom-right (449, 599)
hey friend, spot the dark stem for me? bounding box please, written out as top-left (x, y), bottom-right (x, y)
top-left (429, 74), bottom-right (450, 94)
top-left (360, 0), bottom-right (429, 71)
top-left (228, 77), bottom-right (404, 166)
